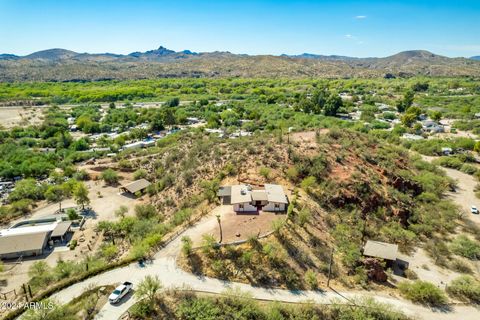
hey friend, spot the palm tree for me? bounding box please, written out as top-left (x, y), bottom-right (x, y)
top-left (135, 275), bottom-right (162, 305)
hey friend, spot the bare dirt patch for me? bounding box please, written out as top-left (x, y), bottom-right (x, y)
top-left (198, 205), bottom-right (286, 244)
top-left (0, 106), bottom-right (43, 129)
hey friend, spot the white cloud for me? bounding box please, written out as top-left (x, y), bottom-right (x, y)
top-left (355, 15), bottom-right (367, 19)
top-left (344, 34), bottom-right (364, 45)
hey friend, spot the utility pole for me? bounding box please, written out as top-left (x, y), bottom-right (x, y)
top-left (327, 248), bottom-right (334, 288)
top-left (216, 214), bottom-right (223, 243)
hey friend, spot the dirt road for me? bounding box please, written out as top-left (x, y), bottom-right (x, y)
top-left (422, 155), bottom-right (480, 226)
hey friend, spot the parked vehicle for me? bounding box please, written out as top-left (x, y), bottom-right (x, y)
top-left (471, 205), bottom-right (478, 214)
top-left (108, 282), bottom-right (133, 304)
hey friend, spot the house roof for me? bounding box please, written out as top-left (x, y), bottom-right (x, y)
top-left (264, 184), bottom-right (288, 204)
top-left (0, 223), bottom-right (56, 236)
top-left (51, 221), bottom-right (72, 238)
top-left (122, 179), bottom-right (151, 194)
top-left (222, 184), bottom-right (288, 204)
top-left (230, 185), bottom-right (252, 204)
top-left (217, 186), bottom-right (231, 197)
top-left (251, 190), bottom-right (268, 201)
top-left (0, 231), bottom-right (49, 255)
top-left (363, 240), bottom-right (398, 261)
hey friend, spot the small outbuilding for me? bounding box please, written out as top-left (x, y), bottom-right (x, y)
top-left (120, 179), bottom-right (151, 195)
top-left (363, 240), bottom-right (398, 266)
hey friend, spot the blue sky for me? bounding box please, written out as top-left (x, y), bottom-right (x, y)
top-left (1, 0), bottom-right (479, 57)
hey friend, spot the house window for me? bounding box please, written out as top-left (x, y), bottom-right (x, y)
top-left (275, 204), bottom-right (280, 208)
top-left (239, 204), bottom-right (244, 209)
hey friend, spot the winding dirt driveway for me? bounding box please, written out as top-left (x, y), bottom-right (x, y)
top-left (422, 155), bottom-right (480, 226)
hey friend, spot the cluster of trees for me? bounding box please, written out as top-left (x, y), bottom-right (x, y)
top-left (295, 89), bottom-right (344, 116)
top-left (0, 176), bottom-right (90, 223)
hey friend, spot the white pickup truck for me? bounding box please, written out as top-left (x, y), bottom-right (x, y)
top-left (108, 281), bottom-right (133, 304)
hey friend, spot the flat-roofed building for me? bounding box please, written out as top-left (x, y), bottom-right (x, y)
top-left (0, 231), bottom-right (50, 260)
top-left (218, 184), bottom-right (288, 213)
top-left (363, 240), bottom-right (398, 263)
top-left (120, 179), bottom-right (151, 195)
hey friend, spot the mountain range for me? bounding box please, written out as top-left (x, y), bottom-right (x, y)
top-left (1, 46), bottom-right (480, 81)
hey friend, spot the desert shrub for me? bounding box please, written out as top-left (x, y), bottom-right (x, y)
top-left (172, 208), bottom-right (193, 226)
top-left (300, 176), bottom-right (316, 192)
top-left (460, 163), bottom-right (478, 175)
top-left (181, 236), bottom-right (193, 256)
top-left (286, 166), bottom-right (299, 182)
top-left (449, 260), bottom-right (473, 274)
top-left (450, 235), bottom-right (480, 260)
top-left (73, 169), bottom-right (89, 181)
top-left (118, 159), bottom-right (133, 169)
top-left (398, 280), bottom-right (448, 306)
top-left (114, 205), bottom-right (128, 218)
top-left (259, 167), bottom-right (271, 179)
top-left (446, 275), bottom-right (480, 303)
top-left (101, 244), bottom-right (119, 260)
top-left (100, 168), bottom-right (119, 185)
top-left (424, 240), bottom-right (450, 265)
top-left (134, 204), bottom-right (157, 219)
top-left (304, 269), bottom-right (318, 289)
top-left (296, 207), bottom-right (311, 227)
top-left (404, 269), bottom-right (418, 280)
top-left (133, 169), bottom-right (148, 180)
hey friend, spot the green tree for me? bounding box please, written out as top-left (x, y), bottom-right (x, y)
top-left (324, 94), bottom-right (343, 116)
top-left (430, 111), bottom-right (442, 122)
top-left (397, 90), bottom-right (414, 113)
top-left (135, 275), bottom-right (162, 306)
top-left (181, 236), bottom-right (193, 256)
top-left (162, 108), bottom-right (176, 127)
top-left (401, 113), bottom-right (417, 127)
top-left (73, 182), bottom-right (90, 210)
top-left (44, 185), bottom-right (65, 203)
top-left (8, 178), bottom-right (44, 201)
top-left (164, 97), bottom-right (180, 107)
top-left (201, 179), bottom-right (220, 203)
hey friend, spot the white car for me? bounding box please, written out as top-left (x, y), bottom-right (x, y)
top-left (471, 206), bottom-right (479, 214)
top-left (109, 282), bottom-right (133, 304)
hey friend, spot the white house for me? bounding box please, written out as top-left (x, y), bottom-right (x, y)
top-left (218, 184), bottom-right (288, 213)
